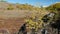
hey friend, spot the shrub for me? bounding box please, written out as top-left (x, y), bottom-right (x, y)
top-left (7, 4), bottom-right (14, 10)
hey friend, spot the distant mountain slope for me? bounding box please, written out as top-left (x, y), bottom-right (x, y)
top-left (46, 2), bottom-right (60, 11)
top-left (0, 2), bottom-right (40, 10)
top-left (0, 2), bottom-right (49, 19)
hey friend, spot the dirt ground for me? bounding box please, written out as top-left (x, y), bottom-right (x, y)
top-left (0, 18), bottom-right (25, 34)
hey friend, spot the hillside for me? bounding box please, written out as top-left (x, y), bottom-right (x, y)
top-left (0, 2), bottom-right (41, 10)
top-left (0, 2), bottom-right (49, 19)
top-left (0, 2), bottom-right (49, 34)
top-left (46, 2), bottom-right (60, 11)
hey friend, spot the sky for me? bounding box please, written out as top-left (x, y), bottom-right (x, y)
top-left (5, 0), bottom-right (60, 7)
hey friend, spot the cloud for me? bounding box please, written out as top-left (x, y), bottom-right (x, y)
top-left (56, 2), bottom-right (60, 3)
top-left (43, 6), bottom-right (48, 7)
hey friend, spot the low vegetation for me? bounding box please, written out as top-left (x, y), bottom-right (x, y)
top-left (0, 1), bottom-right (60, 34)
